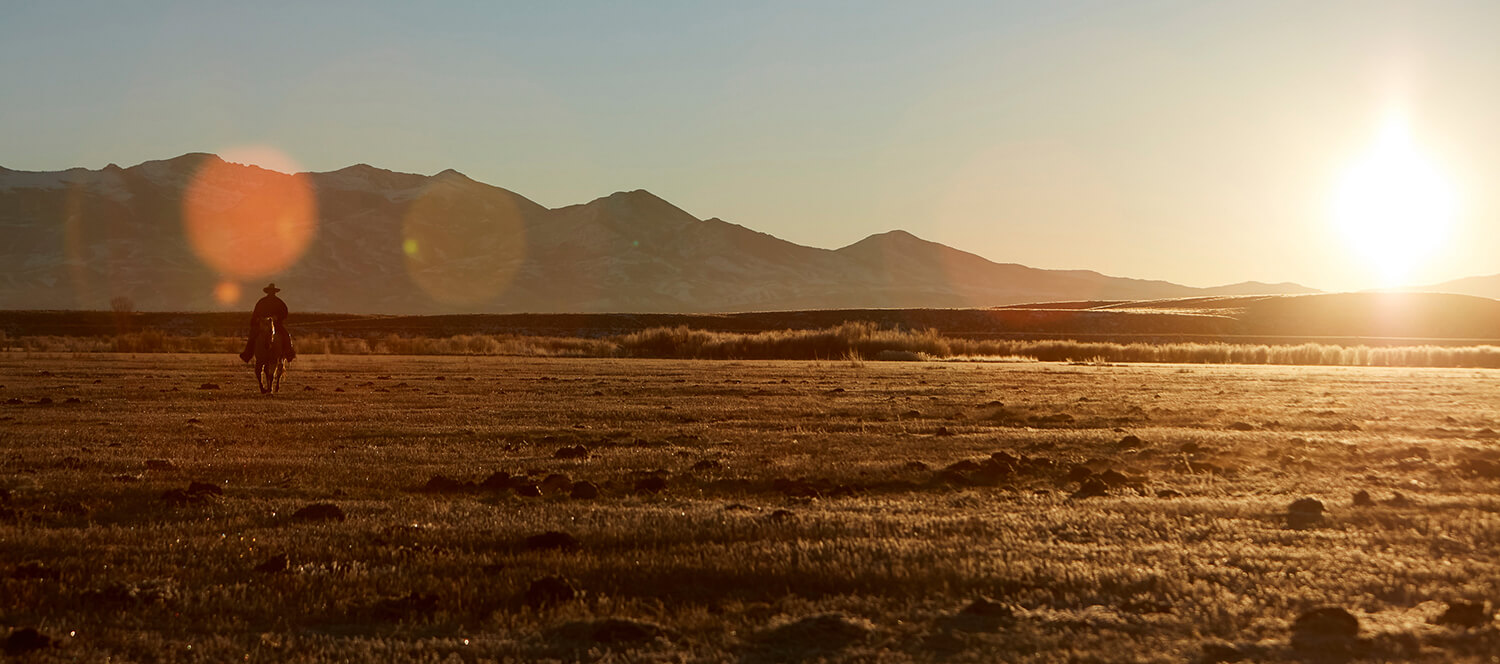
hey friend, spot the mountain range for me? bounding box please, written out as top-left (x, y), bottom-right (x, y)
top-left (3, 153), bottom-right (1485, 315)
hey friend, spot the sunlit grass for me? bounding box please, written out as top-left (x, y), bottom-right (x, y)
top-left (1, 355), bottom-right (1498, 661)
top-left (7, 322), bottom-right (1500, 368)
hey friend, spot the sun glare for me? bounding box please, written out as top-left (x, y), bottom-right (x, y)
top-left (218, 145), bottom-right (303, 175)
top-left (182, 147), bottom-right (317, 280)
top-left (1331, 114), bottom-right (1457, 288)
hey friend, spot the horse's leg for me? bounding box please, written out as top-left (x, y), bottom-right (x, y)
top-left (257, 362), bottom-right (270, 393)
top-left (273, 359), bottom-right (283, 393)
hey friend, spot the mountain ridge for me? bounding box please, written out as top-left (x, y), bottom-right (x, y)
top-left (0, 153), bottom-right (1325, 314)
top-left (1408, 273), bottom-right (1500, 301)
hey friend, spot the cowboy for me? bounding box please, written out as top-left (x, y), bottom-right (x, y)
top-left (239, 283), bottom-right (296, 363)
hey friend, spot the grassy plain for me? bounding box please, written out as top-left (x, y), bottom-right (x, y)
top-left (2, 353), bottom-right (1499, 662)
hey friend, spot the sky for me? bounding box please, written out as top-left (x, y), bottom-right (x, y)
top-left (4, 0), bottom-right (1500, 292)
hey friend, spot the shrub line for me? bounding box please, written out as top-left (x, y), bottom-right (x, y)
top-left (7, 322), bottom-right (1500, 368)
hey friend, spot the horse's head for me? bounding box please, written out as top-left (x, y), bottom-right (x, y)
top-left (260, 316), bottom-right (278, 340)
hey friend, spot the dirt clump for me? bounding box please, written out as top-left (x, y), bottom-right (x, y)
top-left (1286, 497), bottom-right (1325, 529)
top-left (3, 628), bottom-right (54, 655)
top-left (946, 459), bottom-right (981, 473)
top-left (160, 482), bottom-right (222, 505)
top-left (10, 561), bottom-right (59, 580)
top-left (541, 473), bottom-right (573, 492)
top-left (254, 553), bottom-right (290, 573)
top-left (1071, 477), bottom-right (1109, 499)
top-left (758, 613), bottom-right (873, 657)
top-left (634, 476), bottom-right (668, 495)
top-left (940, 597), bottom-right (1014, 632)
top-left (569, 481), bottom-right (600, 499)
top-left (291, 503), bottom-right (346, 523)
top-left (1290, 606), bottom-right (1359, 650)
top-left (1199, 640), bottom-right (1244, 663)
top-left (479, 471), bottom-right (512, 491)
top-left (369, 592), bottom-right (439, 621)
top-left (1352, 490), bottom-right (1375, 507)
top-left (552, 618), bottom-right (668, 645)
top-left (1461, 458), bottom-right (1500, 479)
top-left (1434, 601), bottom-right (1492, 628)
top-left (1097, 469), bottom-right (1131, 487)
top-left (525, 575), bottom-right (578, 608)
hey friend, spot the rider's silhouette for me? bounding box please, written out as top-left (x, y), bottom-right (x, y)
top-left (240, 283), bottom-right (295, 363)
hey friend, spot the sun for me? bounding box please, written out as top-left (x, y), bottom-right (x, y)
top-left (1331, 114), bottom-right (1458, 288)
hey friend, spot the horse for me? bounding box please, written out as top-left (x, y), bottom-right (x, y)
top-left (253, 316), bottom-right (285, 394)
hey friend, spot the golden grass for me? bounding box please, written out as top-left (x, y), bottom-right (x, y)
top-left (2, 354), bottom-right (1499, 661)
top-left (6, 322), bottom-right (1500, 368)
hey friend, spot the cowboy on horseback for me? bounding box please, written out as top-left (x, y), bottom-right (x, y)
top-left (239, 283), bottom-right (296, 363)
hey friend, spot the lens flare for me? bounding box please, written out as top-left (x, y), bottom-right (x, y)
top-left (183, 147), bottom-right (317, 280)
top-left (62, 185), bottom-right (97, 309)
top-left (402, 179), bottom-right (527, 307)
top-left (62, 168), bottom-right (141, 309)
top-left (213, 281), bottom-right (242, 306)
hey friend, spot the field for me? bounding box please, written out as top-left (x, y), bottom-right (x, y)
top-left (3, 353), bottom-right (1499, 662)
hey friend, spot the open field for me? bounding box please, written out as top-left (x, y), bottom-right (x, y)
top-left (3, 353), bottom-right (1500, 661)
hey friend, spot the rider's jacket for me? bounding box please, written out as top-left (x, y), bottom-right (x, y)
top-left (250, 295), bottom-right (288, 332)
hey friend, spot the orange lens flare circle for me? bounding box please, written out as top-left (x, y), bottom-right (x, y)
top-left (213, 281), bottom-right (242, 307)
top-left (402, 180), bottom-right (527, 307)
top-left (183, 153), bottom-right (317, 280)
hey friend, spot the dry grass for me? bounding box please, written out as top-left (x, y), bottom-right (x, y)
top-left (7, 322), bottom-right (1500, 368)
top-left (2, 354), bottom-right (1500, 661)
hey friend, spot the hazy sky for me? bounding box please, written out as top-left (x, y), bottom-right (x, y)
top-left (5, 0), bottom-right (1499, 292)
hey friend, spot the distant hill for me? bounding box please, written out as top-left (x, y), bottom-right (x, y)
top-left (1, 153), bottom-right (1319, 314)
top-left (1410, 274), bottom-right (1500, 301)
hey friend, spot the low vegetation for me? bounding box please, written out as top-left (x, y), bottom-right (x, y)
top-left (2, 354), bottom-right (1498, 661)
top-left (6, 321), bottom-right (1500, 368)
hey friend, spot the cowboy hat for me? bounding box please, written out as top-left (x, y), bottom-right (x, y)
top-left (262, 283), bottom-right (281, 294)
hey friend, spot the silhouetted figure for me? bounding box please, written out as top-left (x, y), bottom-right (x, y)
top-left (240, 283), bottom-right (295, 363)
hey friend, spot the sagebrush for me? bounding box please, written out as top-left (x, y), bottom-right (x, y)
top-left (5, 321), bottom-right (1500, 367)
